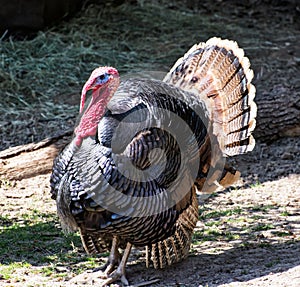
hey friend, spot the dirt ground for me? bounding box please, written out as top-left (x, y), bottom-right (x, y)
top-left (0, 1), bottom-right (299, 287)
top-left (0, 137), bottom-right (299, 287)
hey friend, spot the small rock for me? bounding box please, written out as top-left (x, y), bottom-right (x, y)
top-left (55, 266), bottom-right (69, 272)
top-left (281, 152), bottom-right (294, 160)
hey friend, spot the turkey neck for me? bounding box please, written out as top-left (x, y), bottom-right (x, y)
top-left (74, 86), bottom-right (117, 147)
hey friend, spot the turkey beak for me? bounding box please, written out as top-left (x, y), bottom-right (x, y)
top-left (79, 77), bottom-right (111, 114)
top-left (80, 84), bottom-right (92, 114)
top-left (80, 81), bottom-right (101, 113)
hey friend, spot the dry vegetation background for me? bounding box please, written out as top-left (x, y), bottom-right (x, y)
top-left (0, 0), bottom-right (299, 286)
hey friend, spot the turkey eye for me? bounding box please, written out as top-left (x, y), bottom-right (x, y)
top-left (95, 73), bottom-right (110, 85)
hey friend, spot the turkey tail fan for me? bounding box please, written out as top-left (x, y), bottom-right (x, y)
top-left (164, 37), bottom-right (257, 157)
top-left (146, 186), bottom-right (199, 269)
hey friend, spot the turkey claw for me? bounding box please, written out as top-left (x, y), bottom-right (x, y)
top-left (100, 268), bottom-right (129, 286)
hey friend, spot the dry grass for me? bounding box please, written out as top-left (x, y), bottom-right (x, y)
top-left (0, 3), bottom-right (212, 109)
top-left (0, 2), bottom-right (216, 150)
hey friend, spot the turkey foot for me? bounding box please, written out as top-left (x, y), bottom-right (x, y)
top-left (96, 236), bottom-right (121, 276)
top-left (100, 242), bottom-right (132, 286)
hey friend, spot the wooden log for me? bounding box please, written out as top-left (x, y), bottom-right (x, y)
top-left (0, 130), bottom-right (72, 181)
top-left (254, 85), bottom-right (300, 142)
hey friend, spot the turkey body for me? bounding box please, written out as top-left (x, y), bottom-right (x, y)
top-left (50, 37), bottom-right (256, 285)
top-left (51, 79), bottom-right (206, 262)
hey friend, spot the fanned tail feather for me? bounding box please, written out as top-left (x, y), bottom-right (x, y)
top-left (164, 37), bottom-right (257, 157)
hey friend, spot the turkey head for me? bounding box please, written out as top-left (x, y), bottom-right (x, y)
top-left (74, 66), bottom-right (120, 146)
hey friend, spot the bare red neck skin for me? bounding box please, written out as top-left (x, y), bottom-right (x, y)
top-left (74, 87), bottom-right (111, 147)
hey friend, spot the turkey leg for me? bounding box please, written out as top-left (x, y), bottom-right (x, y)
top-left (100, 242), bottom-right (132, 286)
top-left (100, 236), bottom-right (121, 275)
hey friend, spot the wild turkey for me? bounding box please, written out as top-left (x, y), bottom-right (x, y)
top-left (50, 37), bottom-right (256, 286)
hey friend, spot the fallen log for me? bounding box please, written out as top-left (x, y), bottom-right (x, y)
top-left (0, 130), bottom-right (72, 181)
top-left (254, 85), bottom-right (300, 142)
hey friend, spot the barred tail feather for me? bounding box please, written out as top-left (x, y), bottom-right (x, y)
top-left (79, 231), bottom-right (112, 254)
top-left (164, 37), bottom-right (257, 157)
top-left (146, 187), bottom-right (198, 269)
